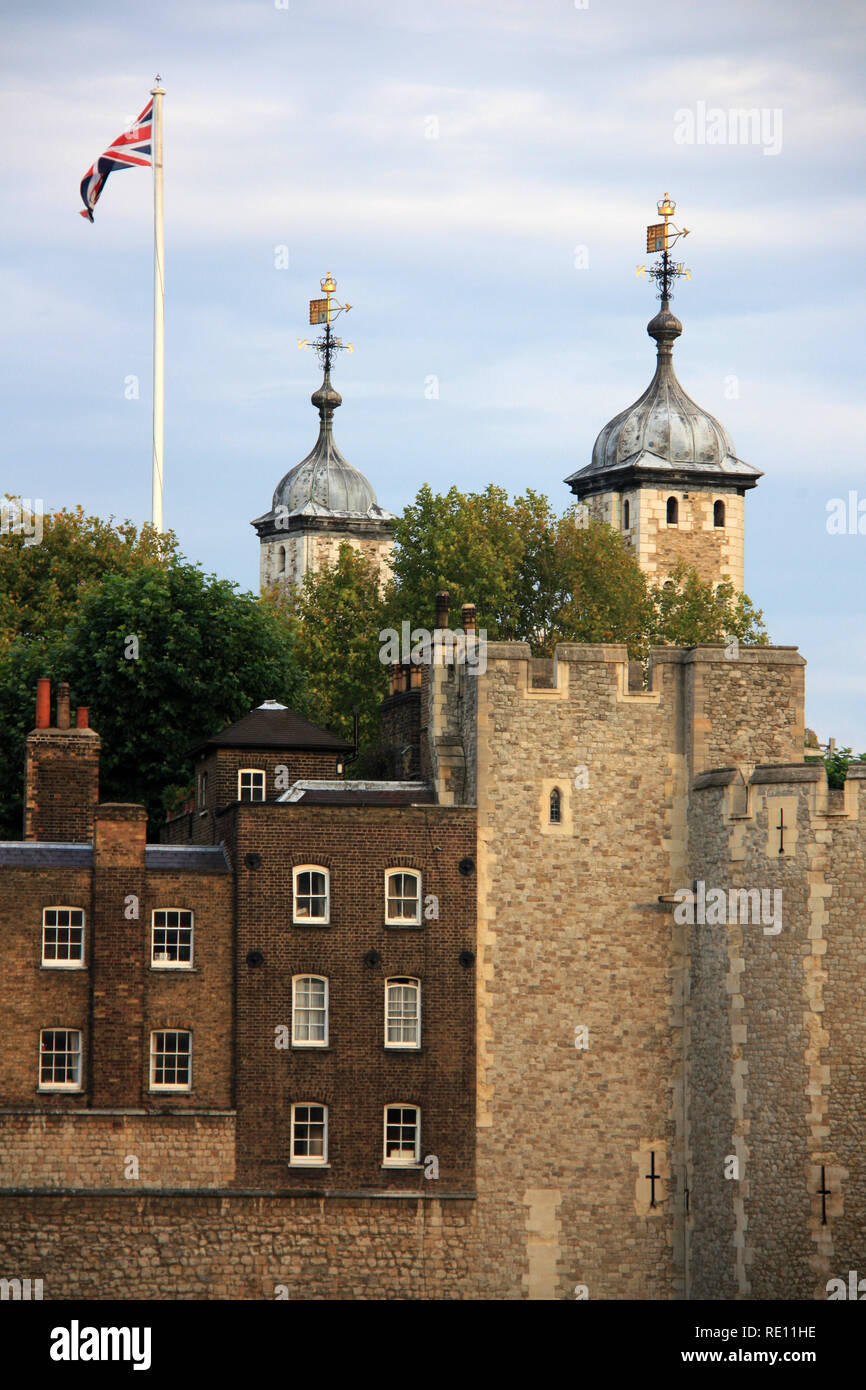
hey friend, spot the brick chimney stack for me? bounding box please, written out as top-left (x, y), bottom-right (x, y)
top-left (24, 679), bottom-right (101, 842)
top-left (56, 682), bottom-right (71, 730)
top-left (435, 590), bottom-right (450, 630)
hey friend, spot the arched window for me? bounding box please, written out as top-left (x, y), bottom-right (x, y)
top-left (713, 499), bottom-right (725, 528)
top-left (549, 788), bottom-right (561, 824)
top-left (623, 499), bottom-right (630, 530)
top-left (383, 1104), bottom-right (421, 1166)
top-left (238, 768), bottom-right (266, 802)
top-left (385, 869), bottom-right (421, 925)
top-left (277, 545), bottom-right (286, 573)
top-left (666, 496), bottom-right (678, 525)
top-left (42, 907), bottom-right (85, 968)
top-left (385, 978), bottom-right (421, 1048)
top-left (151, 908), bottom-right (194, 969)
top-left (292, 976), bottom-right (329, 1046)
top-left (290, 1103), bottom-right (327, 1166)
top-left (293, 866), bottom-right (330, 924)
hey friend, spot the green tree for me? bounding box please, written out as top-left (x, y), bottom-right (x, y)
top-left (0, 501), bottom-right (176, 655)
top-left (0, 562), bottom-right (304, 838)
top-left (388, 484), bottom-right (766, 657)
top-left (263, 544), bottom-right (390, 755)
top-left (390, 483), bottom-right (525, 637)
top-left (649, 560), bottom-right (769, 650)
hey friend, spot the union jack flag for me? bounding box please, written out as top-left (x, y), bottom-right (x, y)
top-left (79, 97), bottom-right (153, 222)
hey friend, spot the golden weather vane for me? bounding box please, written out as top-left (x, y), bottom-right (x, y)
top-left (636, 193), bottom-right (691, 299)
top-left (298, 272), bottom-right (353, 369)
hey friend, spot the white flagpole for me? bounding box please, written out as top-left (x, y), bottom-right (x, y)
top-left (151, 78), bottom-right (165, 532)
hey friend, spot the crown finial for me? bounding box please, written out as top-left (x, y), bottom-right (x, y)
top-left (304, 273), bottom-right (353, 375)
top-left (644, 192), bottom-right (690, 304)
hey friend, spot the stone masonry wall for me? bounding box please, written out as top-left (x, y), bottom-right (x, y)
top-left (582, 487), bottom-right (745, 590)
top-left (687, 762), bottom-right (866, 1299)
top-left (469, 642), bottom-right (685, 1299)
top-left (0, 1113), bottom-right (235, 1190)
top-left (0, 1194), bottom-right (474, 1300)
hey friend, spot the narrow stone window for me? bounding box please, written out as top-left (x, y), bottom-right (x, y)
top-left (277, 544), bottom-right (286, 573)
top-left (549, 787), bottom-right (562, 824)
top-left (623, 499), bottom-right (630, 529)
top-left (714, 499), bottom-right (725, 528)
top-left (666, 496), bottom-right (678, 525)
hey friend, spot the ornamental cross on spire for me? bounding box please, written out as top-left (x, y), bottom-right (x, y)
top-left (298, 272), bottom-right (354, 373)
top-left (639, 193), bottom-right (691, 302)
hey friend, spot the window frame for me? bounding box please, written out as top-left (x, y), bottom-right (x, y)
top-left (382, 1103), bottom-right (421, 1167)
top-left (38, 1028), bottom-right (83, 1091)
top-left (666, 495), bottom-right (678, 526)
top-left (549, 787), bottom-right (562, 824)
top-left (713, 499), bottom-right (725, 528)
top-left (41, 907), bottom-right (86, 969)
top-left (292, 866), bottom-right (330, 925)
top-left (289, 1102), bottom-right (328, 1167)
top-left (292, 974), bottom-right (329, 1047)
top-left (384, 868), bottom-right (422, 927)
top-left (237, 768), bottom-right (266, 803)
top-left (384, 977), bottom-right (421, 1050)
top-left (197, 769), bottom-right (208, 816)
top-left (149, 1029), bottom-right (193, 1093)
top-left (150, 908), bottom-right (194, 970)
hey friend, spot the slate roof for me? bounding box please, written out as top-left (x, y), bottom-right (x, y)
top-left (279, 780), bottom-right (434, 807)
top-left (189, 702), bottom-right (352, 756)
top-left (0, 843), bottom-right (231, 872)
top-left (565, 303), bottom-right (763, 496)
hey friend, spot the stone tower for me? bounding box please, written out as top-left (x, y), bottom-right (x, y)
top-left (251, 279), bottom-right (394, 594)
top-left (565, 200), bottom-right (761, 591)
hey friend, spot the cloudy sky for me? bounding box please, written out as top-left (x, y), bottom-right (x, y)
top-left (2, 0), bottom-right (864, 743)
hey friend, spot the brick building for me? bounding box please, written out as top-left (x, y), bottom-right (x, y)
top-left (0, 684), bottom-right (475, 1199)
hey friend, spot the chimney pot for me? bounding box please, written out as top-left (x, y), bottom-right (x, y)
top-left (36, 678), bottom-right (51, 729)
top-left (461, 603), bottom-right (476, 635)
top-left (76, 707), bottom-right (89, 730)
top-left (56, 682), bottom-right (71, 730)
top-left (435, 590), bottom-right (450, 630)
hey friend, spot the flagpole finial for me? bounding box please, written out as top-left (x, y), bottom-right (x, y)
top-left (151, 74), bottom-right (165, 93)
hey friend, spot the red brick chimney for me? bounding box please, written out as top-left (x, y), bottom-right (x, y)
top-left (24, 679), bottom-right (101, 842)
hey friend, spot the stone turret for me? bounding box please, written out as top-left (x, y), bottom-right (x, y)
top-left (565, 204), bottom-right (762, 590)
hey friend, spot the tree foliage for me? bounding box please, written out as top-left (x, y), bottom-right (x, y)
top-left (0, 500), bottom-right (177, 656)
top-left (0, 511), bottom-right (303, 837)
top-left (390, 483), bottom-right (767, 657)
top-left (262, 545), bottom-right (389, 755)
